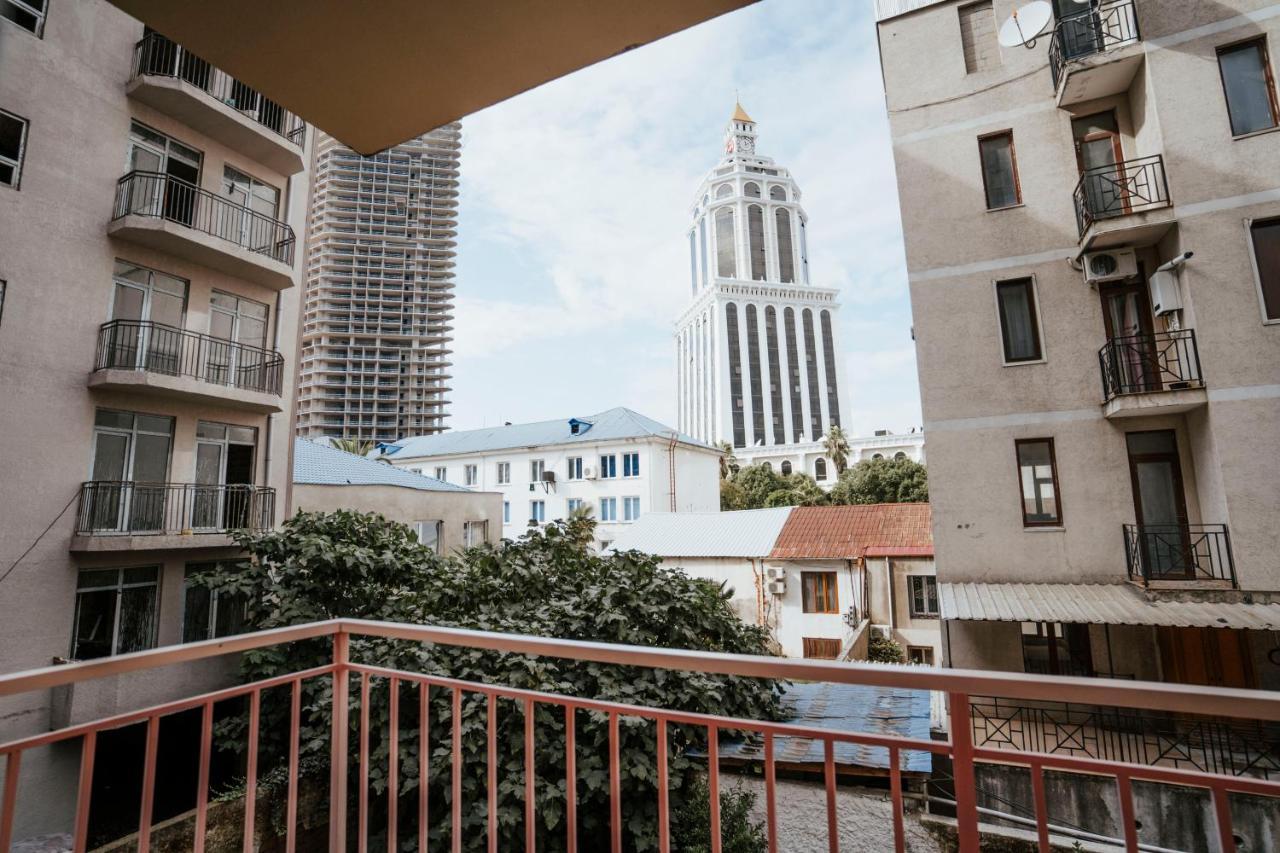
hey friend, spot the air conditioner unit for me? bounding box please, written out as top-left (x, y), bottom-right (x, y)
top-left (765, 566), bottom-right (786, 582)
top-left (766, 580), bottom-right (786, 596)
top-left (583, 466), bottom-right (598, 480)
top-left (542, 472), bottom-right (557, 484)
top-left (1148, 269), bottom-right (1182, 315)
top-left (1082, 249), bottom-right (1137, 284)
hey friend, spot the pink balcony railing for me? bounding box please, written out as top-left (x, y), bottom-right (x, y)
top-left (2, 618), bottom-right (1279, 852)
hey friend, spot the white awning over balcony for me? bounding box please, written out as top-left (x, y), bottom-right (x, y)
top-left (939, 582), bottom-right (1280, 631)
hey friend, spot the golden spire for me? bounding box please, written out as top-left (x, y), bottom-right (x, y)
top-left (731, 100), bottom-right (753, 123)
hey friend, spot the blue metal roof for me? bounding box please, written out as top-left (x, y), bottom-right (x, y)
top-left (382, 407), bottom-right (714, 459)
top-left (706, 681), bottom-right (933, 774)
top-left (294, 439), bottom-right (471, 492)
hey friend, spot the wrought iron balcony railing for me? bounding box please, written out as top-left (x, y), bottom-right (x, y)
top-left (112, 170), bottom-right (296, 265)
top-left (1125, 523), bottom-right (1237, 587)
top-left (132, 32), bottom-right (305, 146)
top-left (1048, 0), bottom-right (1141, 90)
top-left (1073, 154), bottom-right (1171, 236)
top-left (1, 620), bottom-right (1278, 852)
top-left (1098, 329), bottom-right (1203, 402)
top-left (75, 481), bottom-right (275, 536)
top-left (94, 320), bottom-right (284, 396)
top-left (972, 696), bottom-right (1280, 779)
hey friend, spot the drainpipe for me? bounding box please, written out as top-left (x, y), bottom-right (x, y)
top-left (886, 556), bottom-right (898, 631)
top-left (667, 432), bottom-right (678, 511)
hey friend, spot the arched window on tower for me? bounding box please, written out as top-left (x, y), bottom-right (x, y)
top-left (762, 461), bottom-right (772, 472)
top-left (715, 207), bottom-right (736, 278)
top-left (815, 457), bottom-right (828, 481)
top-left (802, 309), bottom-right (822, 441)
top-left (775, 208), bottom-right (795, 284)
top-left (800, 218), bottom-right (810, 283)
top-left (747, 205), bottom-right (766, 281)
top-left (784, 307), bottom-right (803, 441)
top-left (769, 186), bottom-right (786, 201)
top-left (745, 182), bottom-right (761, 198)
top-left (895, 451), bottom-right (907, 460)
top-left (725, 303), bottom-right (746, 447)
top-left (780, 461), bottom-right (792, 475)
top-left (698, 216), bottom-right (708, 287)
top-left (688, 231), bottom-right (697, 295)
top-left (820, 310), bottom-right (840, 429)
top-left (715, 183), bottom-right (733, 199)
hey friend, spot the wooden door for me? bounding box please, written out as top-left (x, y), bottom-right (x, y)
top-left (1100, 277), bottom-right (1160, 393)
top-left (1072, 111), bottom-right (1127, 218)
top-left (1157, 626), bottom-right (1255, 689)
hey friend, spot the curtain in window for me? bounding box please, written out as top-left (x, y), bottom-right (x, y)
top-left (997, 280), bottom-right (1040, 361)
top-left (980, 134), bottom-right (1018, 209)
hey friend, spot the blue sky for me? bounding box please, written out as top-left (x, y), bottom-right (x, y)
top-left (447, 0), bottom-right (921, 437)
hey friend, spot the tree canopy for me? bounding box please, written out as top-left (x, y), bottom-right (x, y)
top-left (720, 456), bottom-right (927, 510)
top-left (197, 511), bottom-right (781, 851)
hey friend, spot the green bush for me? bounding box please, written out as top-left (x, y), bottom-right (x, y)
top-left (671, 776), bottom-right (767, 853)
top-left (196, 511), bottom-right (785, 852)
top-left (868, 632), bottom-right (906, 664)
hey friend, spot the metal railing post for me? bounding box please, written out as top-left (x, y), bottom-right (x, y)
top-left (948, 692), bottom-right (981, 851)
top-left (330, 630), bottom-right (350, 852)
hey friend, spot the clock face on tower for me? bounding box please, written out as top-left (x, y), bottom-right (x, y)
top-left (737, 134), bottom-right (755, 154)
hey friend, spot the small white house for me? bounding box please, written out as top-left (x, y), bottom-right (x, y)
top-left (732, 430), bottom-right (926, 488)
top-left (612, 504), bottom-right (939, 663)
top-left (378, 407), bottom-right (722, 550)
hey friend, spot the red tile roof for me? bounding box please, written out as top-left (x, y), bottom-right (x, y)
top-left (768, 503), bottom-right (932, 560)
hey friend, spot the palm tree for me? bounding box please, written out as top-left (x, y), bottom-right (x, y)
top-left (330, 437), bottom-right (375, 457)
top-left (823, 426), bottom-right (851, 475)
top-left (566, 502), bottom-right (597, 548)
top-left (718, 441), bottom-right (739, 480)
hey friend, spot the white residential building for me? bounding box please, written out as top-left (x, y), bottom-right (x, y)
top-left (612, 504), bottom-right (940, 663)
top-left (379, 407), bottom-right (721, 549)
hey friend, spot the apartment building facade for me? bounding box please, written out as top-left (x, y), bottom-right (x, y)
top-left (0, 0), bottom-right (309, 836)
top-left (295, 129), bottom-right (460, 443)
top-left (877, 0), bottom-right (1280, 690)
top-left (380, 407), bottom-right (721, 550)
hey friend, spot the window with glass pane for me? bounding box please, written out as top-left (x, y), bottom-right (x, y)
top-left (1251, 218), bottom-right (1280, 321)
top-left (496, 462), bottom-right (510, 484)
top-left (463, 521), bottom-right (487, 546)
top-left (995, 278), bottom-right (1042, 362)
top-left (1, 0), bottom-right (45, 35)
top-left (530, 459), bottom-right (545, 482)
top-left (623, 496), bottom-right (640, 521)
top-left (72, 567), bottom-right (159, 659)
top-left (434, 466), bottom-right (447, 481)
top-left (1217, 40), bottom-right (1279, 136)
top-left (182, 562), bottom-right (247, 643)
top-left (567, 498), bottom-right (583, 514)
top-left (909, 576), bottom-right (939, 618)
top-left (599, 497), bottom-right (617, 522)
top-left (567, 457), bottom-right (583, 480)
top-left (503, 502), bottom-right (510, 524)
top-left (1016, 438), bottom-right (1062, 526)
top-left (747, 205), bottom-right (766, 280)
top-left (464, 464), bottom-right (478, 486)
top-left (415, 520), bottom-right (442, 552)
top-left (801, 572), bottom-right (838, 613)
top-left (715, 207), bottom-right (736, 278)
top-left (1021, 622), bottom-right (1094, 676)
top-left (599, 454), bottom-right (616, 479)
top-left (0, 107), bottom-right (28, 187)
top-left (530, 500), bottom-right (545, 523)
top-left (978, 132), bottom-right (1020, 209)
top-left (221, 166), bottom-right (281, 249)
top-left (622, 452), bottom-right (640, 478)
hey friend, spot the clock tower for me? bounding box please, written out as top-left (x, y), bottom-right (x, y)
top-left (724, 102), bottom-right (757, 156)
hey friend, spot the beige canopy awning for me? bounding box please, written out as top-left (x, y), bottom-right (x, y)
top-left (939, 582), bottom-right (1280, 631)
top-left (107, 0), bottom-right (757, 154)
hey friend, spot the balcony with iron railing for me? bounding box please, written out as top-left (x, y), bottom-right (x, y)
top-left (1098, 329), bottom-right (1208, 417)
top-left (1073, 154), bottom-right (1175, 250)
top-left (87, 320), bottom-right (285, 412)
top-left (1048, 0), bottom-right (1143, 107)
top-left (1, 620), bottom-right (1278, 853)
top-left (1125, 523), bottom-right (1237, 588)
top-left (69, 481), bottom-right (275, 552)
top-left (108, 170), bottom-right (296, 290)
top-left (127, 32), bottom-right (306, 175)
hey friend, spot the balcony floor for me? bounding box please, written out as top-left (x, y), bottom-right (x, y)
top-left (88, 368), bottom-right (283, 413)
top-left (69, 532), bottom-right (238, 552)
top-left (1056, 44), bottom-right (1144, 108)
top-left (1103, 386), bottom-right (1208, 419)
top-left (108, 215), bottom-right (295, 291)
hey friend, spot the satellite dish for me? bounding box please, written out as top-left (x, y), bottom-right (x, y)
top-left (998, 1), bottom-right (1054, 50)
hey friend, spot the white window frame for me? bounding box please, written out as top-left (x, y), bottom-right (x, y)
top-left (530, 459), bottom-right (545, 482)
top-left (622, 496), bottom-right (641, 522)
top-left (496, 461), bottom-right (511, 485)
top-left (0, 107), bottom-right (29, 189)
top-left (464, 464), bottom-right (478, 486)
top-left (414, 520), bottom-right (443, 553)
top-left (908, 575), bottom-right (940, 619)
top-left (566, 456), bottom-right (583, 480)
top-left (433, 466), bottom-right (447, 482)
top-left (463, 520), bottom-right (487, 547)
top-left (530, 500), bottom-right (545, 523)
top-left (992, 274), bottom-right (1047, 367)
top-left (622, 452), bottom-right (640, 478)
top-left (567, 498), bottom-right (584, 514)
top-left (0, 0), bottom-right (47, 37)
top-left (599, 454), bottom-right (617, 479)
top-left (503, 501), bottom-right (510, 524)
top-left (599, 497), bottom-right (617, 522)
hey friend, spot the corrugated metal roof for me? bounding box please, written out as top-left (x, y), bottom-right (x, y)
top-left (700, 682), bottom-right (932, 773)
top-left (294, 439), bottom-right (470, 492)
top-left (874, 0), bottom-right (951, 23)
top-left (609, 508), bottom-right (794, 558)
top-left (769, 504), bottom-right (932, 560)
top-left (383, 407), bottom-right (714, 459)
top-left (940, 582), bottom-right (1280, 630)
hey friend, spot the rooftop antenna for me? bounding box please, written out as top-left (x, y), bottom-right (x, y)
top-left (997, 1), bottom-right (1054, 50)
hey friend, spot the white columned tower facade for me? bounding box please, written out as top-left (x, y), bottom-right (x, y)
top-left (675, 105), bottom-right (848, 476)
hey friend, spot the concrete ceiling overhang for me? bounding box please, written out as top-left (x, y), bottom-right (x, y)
top-left (106, 0), bottom-right (757, 155)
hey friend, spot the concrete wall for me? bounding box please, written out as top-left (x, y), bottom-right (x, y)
top-left (0, 0), bottom-right (309, 839)
top-left (291, 483), bottom-right (503, 553)
top-left (879, 0), bottom-right (1280, 676)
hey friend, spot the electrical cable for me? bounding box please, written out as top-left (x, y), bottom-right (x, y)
top-left (0, 489), bottom-right (80, 588)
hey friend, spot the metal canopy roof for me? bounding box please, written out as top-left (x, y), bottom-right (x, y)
top-left (294, 439), bottom-right (469, 493)
top-left (940, 582), bottom-right (1280, 631)
top-left (107, 0), bottom-right (757, 155)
